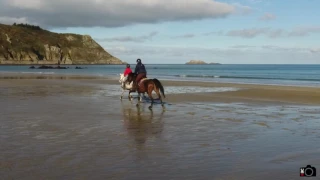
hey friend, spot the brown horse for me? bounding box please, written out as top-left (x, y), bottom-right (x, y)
top-left (126, 72), bottom-right (166, 110)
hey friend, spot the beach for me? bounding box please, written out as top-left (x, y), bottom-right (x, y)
top-left (1, 74), bottom-right (320, 180)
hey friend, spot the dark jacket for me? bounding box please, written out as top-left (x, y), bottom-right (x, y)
top-left (134, 62), bottom-right (146, 74)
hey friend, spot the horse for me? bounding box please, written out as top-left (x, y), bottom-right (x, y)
top-left (119, 73), bottom-right (146, 100)
top-left (126, 72), bottom-right (166, 110)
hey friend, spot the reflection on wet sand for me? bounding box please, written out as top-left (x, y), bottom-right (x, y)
top-left (121, 103), bottom-right (165, 153)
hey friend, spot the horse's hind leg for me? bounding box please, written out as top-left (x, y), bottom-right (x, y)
top-left (148, 87), bottom-right (154, 110)
top-left (148, 94), bottom-right (154, 110)
top-left (154, 87), bottom-right (165, 108)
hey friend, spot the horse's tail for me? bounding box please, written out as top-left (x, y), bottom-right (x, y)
top-left (153, 78), bottom-right (166, 98)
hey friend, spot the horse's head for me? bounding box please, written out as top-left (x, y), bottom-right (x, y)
top-left (119, 73), bottom-right (125, 83)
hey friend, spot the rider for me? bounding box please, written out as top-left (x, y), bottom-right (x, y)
top-left (123, 64), bottom-right (132, 76)
top-left (134, 58), bottom-right (147, 87)
top-left (122, 64), bottom-right (132, 87)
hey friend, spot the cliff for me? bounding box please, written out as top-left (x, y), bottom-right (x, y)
top-left (0, 23), bottom-right (124, 65)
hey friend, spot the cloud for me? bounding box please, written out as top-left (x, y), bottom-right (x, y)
top-left (171, 33), bottom-right (195, 39)
top-left (230, 45), bottom-right (257, 49)
top-left (96, 31), bottom-right (158, 43)
top-left (204, 26), bottom-right (320, 38)
top-left (310, 48), bottom-right (320, 53)
top-left (246, 0), bottom-right (263, 3)
top-left (259, 13), bottom-right (276, 21)
top-left (104, 44), bottom-right (320, 64)
top-left (289, 26), bottom-right (320, 37)
top-left (202, 30), bottom-right (224, 36)
top-left (229, 44), bottom-right (317, 53)
top-left (0, 16), bottom-right (30, 24)
top-left (226, 28), bottom-right (270, 38)
top-left (105, 44), bottom-right (318, 57)
top-left (0, 0), bottom-right (249, 28)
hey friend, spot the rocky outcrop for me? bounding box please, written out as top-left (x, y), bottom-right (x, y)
top-left (186, 60), bottom-right (208, 64)
top-left (0, 23), bottom-right (124, 65)
top-left (185, 60), bottom-right (220, 65)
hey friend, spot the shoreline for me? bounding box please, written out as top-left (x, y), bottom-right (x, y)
top-left (0, 72), bottom-right (320, 88)
top-left (1, 70), bottom-right (320, 88)
top-left (1, 73), bottom-right (320, 105)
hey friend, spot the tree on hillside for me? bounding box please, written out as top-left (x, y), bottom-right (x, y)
top-left (12, 23), bottom-right (42, 30)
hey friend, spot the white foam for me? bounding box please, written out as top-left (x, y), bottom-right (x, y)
top-left (165, 86), bottom-right (240, 94)
top-left (95, 84), bottom-right (241, 97)
top-left (20, 72), bottom-right (55, 74)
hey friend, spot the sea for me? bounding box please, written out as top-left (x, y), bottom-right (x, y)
top-left (1, 64), bottom-right (320, 87)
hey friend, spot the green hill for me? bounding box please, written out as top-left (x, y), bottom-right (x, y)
top-left (0, 23), bottom-right (124, 65)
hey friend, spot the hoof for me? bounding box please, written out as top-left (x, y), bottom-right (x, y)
top-left (148, 106), bottom-right (153, 109)
top-left (136, 104), bottom-right (139, 107)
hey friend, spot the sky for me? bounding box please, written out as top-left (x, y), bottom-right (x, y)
top-left (0, 0), bottom-right (320, 64)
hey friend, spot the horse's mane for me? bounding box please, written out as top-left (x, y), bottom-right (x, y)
top-left (128, 72), bottom-right (135, 77)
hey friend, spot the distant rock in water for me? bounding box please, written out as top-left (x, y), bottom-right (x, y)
top-left (185, 60), bottom-right (221, 65)
top-left (0, 23), bottom-right (125, 65)
top-left (29, 65), bottom-right (69, 69)
top-left (75, 66), bottom-right (87, 69)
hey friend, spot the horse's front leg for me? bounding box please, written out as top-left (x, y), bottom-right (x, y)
top-left (139, 93), bottom-right (143, 102)
top-left (142, 93), bottom-right (148, 100)
top-left (128, 90), bottom-right (133, 101)
top-left (120, 88), bottom-right (125, 100)
top-left (136, 92), bottom-right (141, 107)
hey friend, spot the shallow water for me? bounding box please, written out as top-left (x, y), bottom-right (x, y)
top-left (1, 64), bottom-right (320, 87)
top-left (1, 84), bottom-right (320, 180)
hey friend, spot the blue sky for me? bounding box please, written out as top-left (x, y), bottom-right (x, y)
top-left (1, 0), bottom-right (320, 64)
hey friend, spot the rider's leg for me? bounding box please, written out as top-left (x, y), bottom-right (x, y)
top-left (136, 73), bottom-right (146, 86)
top-left (136, 73), bottom-right (143, 86)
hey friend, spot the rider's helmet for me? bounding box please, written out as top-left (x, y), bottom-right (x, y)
top-left (126, 64), bottom-right (130, 68)
top-left (136, 59), bottom-right (141, 63)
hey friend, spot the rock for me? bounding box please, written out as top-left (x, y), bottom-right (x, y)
top-left (37, 65), bottom-right (68, 69)
top-left (185, 60), bottom-right (221, 65)
top-left (185, 60), bottom-right (208, 64)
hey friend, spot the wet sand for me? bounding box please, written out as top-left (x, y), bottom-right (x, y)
top-left (1, 75), bottom-right (320, 180)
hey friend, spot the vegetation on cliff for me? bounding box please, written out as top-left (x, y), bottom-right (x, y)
top-left (0, 23), bottom-right (124, 64)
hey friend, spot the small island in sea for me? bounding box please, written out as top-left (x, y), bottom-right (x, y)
top-left (185, 60), bottom-right (221, 65)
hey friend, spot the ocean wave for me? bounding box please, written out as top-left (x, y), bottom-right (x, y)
top-left (175, 74), bottom-right (320, 82)
top-left (0, 71), bottom-right (56, 75)
top-left (20, 72), bottom-right (55, 74)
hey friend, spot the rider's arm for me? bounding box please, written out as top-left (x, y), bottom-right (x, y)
top-left (134, 65), bottom-right (138, 74)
